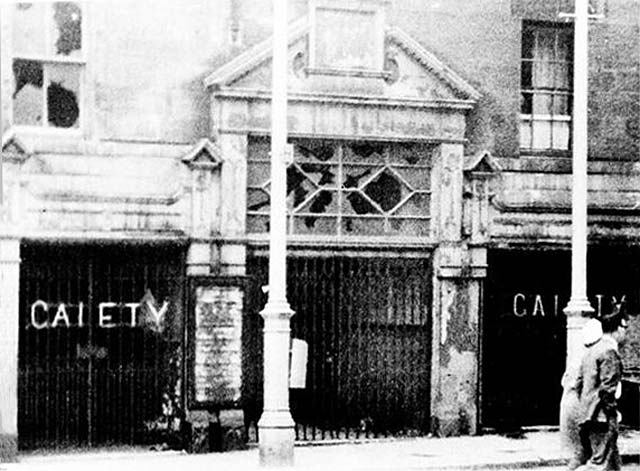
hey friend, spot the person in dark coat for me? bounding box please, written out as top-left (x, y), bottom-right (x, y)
top-left (574, 307), bottom-right (629, 471)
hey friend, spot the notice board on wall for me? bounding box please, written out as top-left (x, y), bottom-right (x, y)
top-left (190, 277), bottom-right (244, 408)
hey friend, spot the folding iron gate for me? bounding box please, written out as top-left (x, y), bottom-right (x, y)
top-left (18, 244), bottom-right (185, 450)
top-left (245, 252), bottom-right (432, 440)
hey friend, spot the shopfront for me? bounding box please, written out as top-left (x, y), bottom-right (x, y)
top-left (483, 247), bottom-right (640, 431)
top-left (18, 243), bottom-right (186, 449)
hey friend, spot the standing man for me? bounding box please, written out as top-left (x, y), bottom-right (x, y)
top-left (560, 317), bottom-right (603, 469)
top-left (575, 307), bottom-right (629, 471)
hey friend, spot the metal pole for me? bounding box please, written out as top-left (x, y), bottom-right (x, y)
top-left (564, 0), bottom-right (594, 362)
top-left (258, 0), bottom-right (295, 466)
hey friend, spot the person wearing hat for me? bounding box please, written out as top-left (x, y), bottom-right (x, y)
top-left (574, 306), bottom-right (629, 471)
top-left (560, 317), bottom-right (603, 469)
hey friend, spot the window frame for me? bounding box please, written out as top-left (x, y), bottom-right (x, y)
top-left (246, 136), bottom-right (433, 239)
top-left (519, 20), bottom-right (574, 154)
top-left (10, 1), bottom-right (86, 133)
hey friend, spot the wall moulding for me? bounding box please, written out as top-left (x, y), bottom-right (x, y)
top-left (215, 95), bottom-right (469, 142)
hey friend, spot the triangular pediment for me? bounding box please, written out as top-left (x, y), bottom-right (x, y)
top-left (182, 138), bottom-right (222, 169)
top-left (1, 129), bottom-right (33, 161)
top-left (464, 151), bottom-right (502, 174)
top-left (204, 19), bottom-right (480, 104)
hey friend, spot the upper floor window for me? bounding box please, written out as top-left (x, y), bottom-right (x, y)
top-left (247, 137), bottom-right (432, 238)
top-left (520, 22), bottom-right (573, 151)
top-left (12, 2), bottom-right (83, 129)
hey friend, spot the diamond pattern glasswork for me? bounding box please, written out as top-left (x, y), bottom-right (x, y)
top-left (247, 137), bottom-right (432, 237)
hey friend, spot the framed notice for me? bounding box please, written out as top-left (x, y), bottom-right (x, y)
top-left (188, 276), bottom-right (246, 409)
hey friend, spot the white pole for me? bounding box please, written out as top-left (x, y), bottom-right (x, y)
top-left (258, 0), bottom-right (295, 466)
top-left (564, 0), bottom-right (594, 360)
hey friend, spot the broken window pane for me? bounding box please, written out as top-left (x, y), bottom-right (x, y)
top-left (51, 2), bottom-right (82, 56)
top-left (247, 137), bottom-right (431, 236)
top-left (13, 3), bottom-right (47, 56)
top-left (343, 192), bottom-right (378, 215)
top-left (47, 63), bottom-right (80, 128)
top-left (364, 171), bottom-right (404, 212)
top-left (13, 59), bottom-right (44, 126)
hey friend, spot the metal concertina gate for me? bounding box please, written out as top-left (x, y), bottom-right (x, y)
top-left (18, 243), bottom-right (185, 449)
top-left (245, 252), bottom-right (432, 440)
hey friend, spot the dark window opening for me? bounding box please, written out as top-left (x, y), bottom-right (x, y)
top-left (13, 59), bottom-right (44, 126)
top-left (53, 2), bottom-right (82, 56)
top-left (364, 172), bottom-right (402, 212)
top-left (13, 59), bottom-right (43, 97)
top-left (47, 81), bottom-right (79, 128)
top-left (12, 2), bottom-right (83, 128)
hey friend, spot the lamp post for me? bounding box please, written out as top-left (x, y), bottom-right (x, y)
top-left (563, 0), bottom-right (594, 366)
top-left (257, 0), bottom-right (295, 466)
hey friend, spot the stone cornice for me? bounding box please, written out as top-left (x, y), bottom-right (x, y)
top-left (497, 157), bottom-right (640, 175)
top-left (214, 87), bottom-right (476, 111)
top-left (245, 233), bottom-right (437, 250)
top-left (18, 232), bottom-right (189, 243)
top-left (491, 197), bottom-right (640, 216)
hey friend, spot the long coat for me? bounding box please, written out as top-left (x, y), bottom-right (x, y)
top-left (559, 318), bottom-right (603, 468)
top-left (575, 335), bottom-right (622, 423)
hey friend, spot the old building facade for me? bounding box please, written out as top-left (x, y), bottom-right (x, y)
top-left (0, 0), bottom-right (638, 458)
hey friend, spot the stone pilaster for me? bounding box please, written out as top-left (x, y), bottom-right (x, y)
top-left (431, 245), bottom-right (485, 436)
top-left (431, 143), bottom-right (464, 243)
top-left (0, 238), bottom-right (20, 461)
top-left (218, 133), bottom-right (248, 278)
top-left (430, 143), bottom-right (484, 436)
top-left (183, 133), bottom-right (248, 451)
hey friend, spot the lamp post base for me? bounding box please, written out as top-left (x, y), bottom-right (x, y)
top-left (258, 411), bottom-right (295, 468)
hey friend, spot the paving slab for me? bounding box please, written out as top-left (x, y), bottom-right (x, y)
top-left (2, 430), bottom-right (638, 471)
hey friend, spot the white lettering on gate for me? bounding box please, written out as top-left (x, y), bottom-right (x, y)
top-left (99, 302), bottom-right (117, 328)
top-left (28, 299), bottom-right (170, 329)
top-left (147, 300), bottom-right (168, 325)
top-left (611, 295), bottom-right (626, 310)
top-left (596, 295), bottom-right (604, 317)
top-left (513, 293), bottom-right (527, 317)
top-left (78, 302), bottom-right (85, 327)
top-left (31, 300), bottom-right (49, 329)
top-left (512, 293), bottom-right (628, 317)
top-left (51, 303), bottom-right (70, 327)
top-left (125, 303), bottom-right (139, 327)
top-left (532, 295), bottom-right (545, 316)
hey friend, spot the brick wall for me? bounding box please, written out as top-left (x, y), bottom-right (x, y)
top-left (2, 0), bottom-right (637, 157)
top-left (391, 0), bottom-right (640, 161)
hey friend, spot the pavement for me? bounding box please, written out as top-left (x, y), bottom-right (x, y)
top-left (3, 430), bottom-right (640, 471)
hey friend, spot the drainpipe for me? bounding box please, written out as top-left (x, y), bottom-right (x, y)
top-left (563, 0), bottom-right (594, 368)
top-left (258, 0), bottom-right (295, 467)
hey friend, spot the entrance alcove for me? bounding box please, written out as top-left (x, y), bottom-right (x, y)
top-left (205, 0), bottom-right (483, 438)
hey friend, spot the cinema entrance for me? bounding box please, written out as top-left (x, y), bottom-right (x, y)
top-left (18, 243), bottom-right (186, 449)
top-left (482, 247), bottom-right (640, 431)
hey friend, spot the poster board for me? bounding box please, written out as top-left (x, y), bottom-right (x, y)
top-left (188, 277), bottom-right (245, 409)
